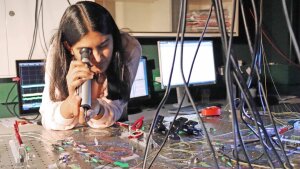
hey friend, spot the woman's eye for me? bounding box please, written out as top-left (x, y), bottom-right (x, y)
top-left (97, 44), bottom-right (106, 50)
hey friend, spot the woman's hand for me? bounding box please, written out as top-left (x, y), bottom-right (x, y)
top-left (61, 95), bottom-right (89, 124)
top-left (82, 78), bottom-right (104, 122)
top-left (66, 60), bottom-right (94, 95)
top-left (61, 60), bottom-right (94, 120)
top-left (62, 61), bottom-right (104, 123)
top-left (61, 95), bottom-right (82, 119)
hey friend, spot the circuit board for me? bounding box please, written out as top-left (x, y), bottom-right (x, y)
top-left (1, 112), bottom-right (300, 168)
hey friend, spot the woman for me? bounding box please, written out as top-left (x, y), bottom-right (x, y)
top-left (40, 1), bottom-right (141, 130)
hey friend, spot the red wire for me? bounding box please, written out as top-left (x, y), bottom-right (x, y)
top-left (14, 121), bottom-right (23, 145)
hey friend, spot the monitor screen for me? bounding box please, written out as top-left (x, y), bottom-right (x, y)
top-left (157, 40), bottom-right (216, 88)
top-left (16, 60), bottom-right (45, 115)
top-left (130, 57), bottom-right (149, 99)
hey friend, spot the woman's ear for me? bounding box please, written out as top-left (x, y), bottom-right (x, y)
top-left (63, 41), bottom-right (73, 55)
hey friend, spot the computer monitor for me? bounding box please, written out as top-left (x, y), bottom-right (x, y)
top-left (130, 56), bottom-right (149, 99)
top-left (157, 40), bottom-right (216, 112)
top-left (127, 56), bottom-right (150, 114)
top-left (16, 60), bottom-right (45, 115)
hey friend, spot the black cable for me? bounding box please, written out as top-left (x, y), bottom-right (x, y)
top-left (257, 71), bottom-right (292, 167)
top-left (215, 0), bottom-right (283, 167)
top-left (256, 0), bottom-right (267, 110)
top-left (231, 137), bottom-right (268, 163)
top-left (176, 0), bottom-right (219, 167)
top-left (262, 28), bottom-right (300, 69)
top-left (247, 0), bottom-right (282, 168)
top-left (238, 0), bottom-right (257, 122)
top-left (41, 0), bottom-right (47, 52)
top-left (212, 0), bottom-right (241, 166)
top-left (212, 0), bottom-right (253, 167)
top-left (239, 0), bottom-right (253, 55)
top-left (240, 0), bottom-right (260, 100)
top-left (244, 0), bottom-right (259, 93)
top-left (11, 95), bottom-right (18, 103)
top-left (38, 0), bottom-right (47, 56)
top-left (142, 1), bottom-right (185, 168)
top-left (239, 105), bottom-right (263, 140)
top-left (211, 0), bottom-right (227, 52)
top-left (235, 68), bottom-right (277, 168)
top-left (239, 0), bottom-right (264, 137)
top-left (226, 4), bottom-right (241, 169)
top-left (232, 72), bottom-right (275, 168)
top-left (5, 83), bottom-right (18, 117)
top-left (13, 103), bottom-right (41, 121)
top-left (219, 149), bottom-right (268, 168)
top-left (28, 0), bottom-right (39, 60)
top-left (238, 85), bottom-right (282, 152)
top-left (146, 3), bottom-right (214, 168)
top-left (239, 0), bottom-right (286, 167)
top-left (234, 57), bottom-right (285, 167)
top-left (223, 0), bottom-right (253, 167)
top-left (219, 0), bottom-right (288, 167)
top-left (232, 149), bottom-right (265, 163)
top-left (247, 5), bottom-right (300, 69)
top-left (253, 4), bottom-right (287, 164)
top-left (281, 0), bottom-right (300, 63)
top-left (263, 46), bottom-right (288, 105)
top-left (214, 0), bottom-right (239, 166)
top-left (213, 0), bottom-right (228, 50)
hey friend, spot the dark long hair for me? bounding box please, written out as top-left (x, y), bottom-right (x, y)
top-left (49, 1), bottom-right (130, 101)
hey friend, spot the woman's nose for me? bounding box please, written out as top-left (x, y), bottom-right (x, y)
top-left (92, 50), bottom-right (101, 63)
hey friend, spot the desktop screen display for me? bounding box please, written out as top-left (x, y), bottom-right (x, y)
top-left (16, 60), bottom-right (45, 115)
top-left (130, 57), bottom-right (149, 99)
top-left (157, 40), bottom-right (216, 88)
top-left (16, 57), bottom-right (148, 115)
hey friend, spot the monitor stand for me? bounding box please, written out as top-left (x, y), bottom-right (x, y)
top-left (168, 87), bottom-right (201, 115)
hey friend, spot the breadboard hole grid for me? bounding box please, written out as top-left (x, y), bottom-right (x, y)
top-left (0, 137), bottom-right (56, 168)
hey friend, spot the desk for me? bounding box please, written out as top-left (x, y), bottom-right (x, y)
top-left (1, 105), bottom-right (300, 168)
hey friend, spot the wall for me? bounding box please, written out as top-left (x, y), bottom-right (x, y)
top-left (114, 0), bottom-right (172, 32)
top-left (0, 0), bottom-right (85, 78)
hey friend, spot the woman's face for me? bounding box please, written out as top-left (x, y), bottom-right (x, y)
top-left (70, 31), bottom-right (114, 74)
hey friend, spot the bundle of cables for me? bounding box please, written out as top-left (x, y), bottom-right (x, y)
top-left (142, 0), bottom-right (299, 168)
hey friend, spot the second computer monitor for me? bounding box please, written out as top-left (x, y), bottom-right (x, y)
top-left (158, 40), bottom-right (216, 87)
top-left (157, 40), bottom-right (216, 108)
top-left (130, 57), bottom-right (149, 99)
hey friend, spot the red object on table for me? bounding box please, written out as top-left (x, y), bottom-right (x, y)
top-left (278, 126), bottom-right (289, 135)
top-left (115, 122), bottom-right (129, 128)
top-left (128, 131), bottom-right (144, 139)
top-left (131, 116), bottom-right (144, 131)
top-left (201, 106), bottom-right (221, 116)
top-left (14, 121), bottom-right (23, 145)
